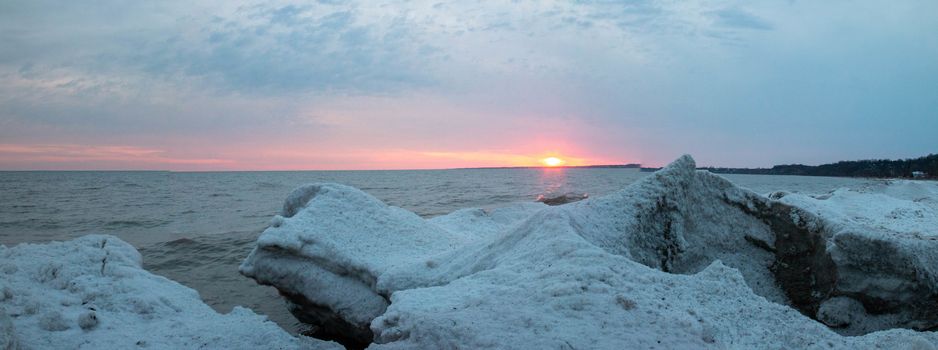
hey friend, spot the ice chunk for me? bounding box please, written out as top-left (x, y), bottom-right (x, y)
top-left (0, 235), bottom-right (342, 350)
top-left (240, 184), bottom-right (540, 346)
top-left (242, 155), bottom-right (938, 349)
top-left (780, 180), bottom-right (938, 333)
top-left (535, 192), bottom-right (589, 205)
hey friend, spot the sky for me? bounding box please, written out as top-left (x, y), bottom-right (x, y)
top-left (0, 0), bottom-right (936, 170)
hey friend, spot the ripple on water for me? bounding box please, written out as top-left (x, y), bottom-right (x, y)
top-left (139, 231), bottom-right (306, 334)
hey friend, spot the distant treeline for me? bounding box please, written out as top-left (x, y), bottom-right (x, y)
top-left (699, 154), bottom-right (938, 179)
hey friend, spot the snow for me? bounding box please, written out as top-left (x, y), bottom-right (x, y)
top-left (0, 234), bottom-right (341, 350)
top-left (372, 258), bottom-right (933, 350)
top-left (243, 155), bottom-right (938, 349)
top-left (777, 180), bottom-right (938, 238)
top-left (370, 156), bottom-right (937, 348)
top-left (243, 184), bottom-right (470, 343)
top-left (427, 202), bottom-right (547, 238)
top-left (240, 184), bottom-right (547, 344)
top-left (1, 309), bottom-right (14, 350)
top-left (775, 180), bottom-right (938, 334)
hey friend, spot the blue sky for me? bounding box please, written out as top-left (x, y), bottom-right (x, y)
top-left (0, 0), bottom-right (936, 170)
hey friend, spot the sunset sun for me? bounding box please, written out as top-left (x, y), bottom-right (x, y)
top-left (541, 157), bottom-right (564, 167)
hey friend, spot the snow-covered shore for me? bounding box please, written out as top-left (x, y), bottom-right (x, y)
top-left (242, 155), bottom-right (938, 349)
top-left (0, 235), bottom-right (341, 350)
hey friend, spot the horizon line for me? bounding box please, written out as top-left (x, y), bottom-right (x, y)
top-left (2, 153), bottom-right (934, 172)
top-left (0, 164), bottom-right (643, 173)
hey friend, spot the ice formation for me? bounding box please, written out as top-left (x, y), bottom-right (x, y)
top-left (242, 155), bottom-right (938, 349)
top-left (536, 192), bottom-right (589, 205)
top-left (0, 235), bottom-right (342, 350)
top-left (776, 181), bottom-right (938, 334)
top-left (240, 183), bottom-right (547, 346)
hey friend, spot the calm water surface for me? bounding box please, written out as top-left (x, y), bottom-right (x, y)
top-left (0, 168), bottom-right (871, 333)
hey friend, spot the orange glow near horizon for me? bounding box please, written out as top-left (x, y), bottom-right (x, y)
top-left (0, 143), bottom-right (629, 170)
top-left (541, 157), bottom-right (564, 167)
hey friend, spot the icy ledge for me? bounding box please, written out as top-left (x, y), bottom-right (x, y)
top-left (242, 155), bottom-right (938, 349)
top-left (0, 234), bottom-right (341, 350)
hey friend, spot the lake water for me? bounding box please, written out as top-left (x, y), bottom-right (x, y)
top-left (0, 168), bottom-right (872, 334)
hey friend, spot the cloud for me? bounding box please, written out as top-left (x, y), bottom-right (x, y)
top-left (0, 144), bottom-right (232, 170)
top-left (153, 4), bottom-right (442, 94)
top-left (711, 8), bottom-right (773, 30)
top-left (1, 2), bottom-right (442, 95)
top-left (0, 1), bottom-right (779, 96)
top-left (0, 0), bottom-right (936, 170)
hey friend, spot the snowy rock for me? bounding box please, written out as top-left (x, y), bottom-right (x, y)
top-left (0, 235), bottom-right (342, 350)
top-left (243, 155), bottom-right (938, 348)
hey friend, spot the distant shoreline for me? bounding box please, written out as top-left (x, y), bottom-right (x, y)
top-left (638, 167), bottom-right (937, 181)
top-left (642, 153), bottom-right (937, 180)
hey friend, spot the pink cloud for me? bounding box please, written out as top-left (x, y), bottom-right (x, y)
top-left (0, 144), bottom-right (233, 170)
